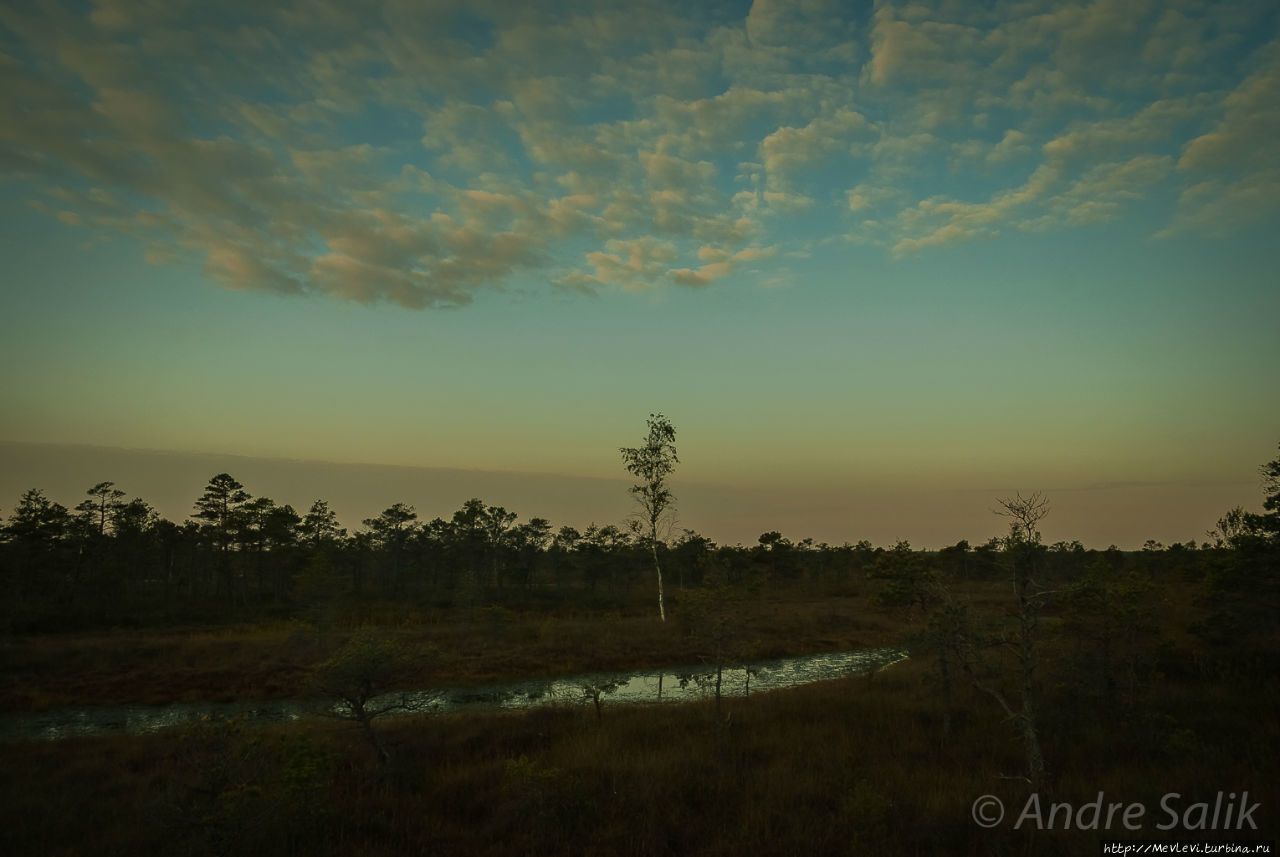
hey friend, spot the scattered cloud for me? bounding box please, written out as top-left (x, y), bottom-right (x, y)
top-left (568, 236), bottom-right (679, 292)
top-left (2, 0), bottom-right (1275, 308)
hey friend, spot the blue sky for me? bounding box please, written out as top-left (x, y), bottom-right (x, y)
top-left (1, 0), bottom-right (1277, 547)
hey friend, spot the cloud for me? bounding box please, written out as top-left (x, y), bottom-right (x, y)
top-left (667, 266), bottom-right (719, 287)
top-left (1039, 154), bottom-right (1175, 227)
top-left (845, 183), bottom-right (901, 213)
top-left (639, 150), bottom-right (717, 191)
top-left (744, 0), bottom-right (860, 67)
top-left (731, 245), bottom-right (775, 262)
top-left (1177, 44), bottom-right (1280, 171)
top-left (1156, 170), bottom-right (1280, 239)
top-left (651, 87), bottom-right (799, 153)
top-left (208, 243), bottom-right (304, 296)
top-left (864, 9), bottom-right (987, 88)
top-left (572, 236), bottom-right (679, 291)
top-left (667, 244), bottom-right (774, 287)
top-left (761, 191), bottom-right (814, 213)
top-left (759, 108), bottom-right (872, 190)
top-left (890, 151), bottom-right (1176, 254)
top-left (1043, 97), bottom-right (1208, 161)
top-left (890, 164), bottom-right (1062, 256)
top-left (3, 0), bottom-right (1276, 310)
top-left (421, 102), bottom-right (519, 174)
top-left (290, 144), bottom-right (387, 191)
top-left (987, 129), bottom-right (1032, 164)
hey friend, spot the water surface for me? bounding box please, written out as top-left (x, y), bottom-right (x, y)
top-left (1, 646), bottom-right (907, 742)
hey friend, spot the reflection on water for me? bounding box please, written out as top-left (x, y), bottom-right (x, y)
top-left (0, 646), bottom-right (906, 742)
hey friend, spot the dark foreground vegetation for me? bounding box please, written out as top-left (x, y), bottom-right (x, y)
top-left (1, 600), bottom-right (1276, 857)
top-left (1, 443), bottom-right (1277, 854)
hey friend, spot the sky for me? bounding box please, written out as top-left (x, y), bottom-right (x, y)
top-left (1, 0), bottom-right (1277, 549)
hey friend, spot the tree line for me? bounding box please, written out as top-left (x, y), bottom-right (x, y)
top-left (0, 469), bottom-right (959, 629)
top-left (1, 436), bottom-right (1276, 633)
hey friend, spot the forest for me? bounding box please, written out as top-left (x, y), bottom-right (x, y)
top-left (0, 438), bottom-right (1277, 855)
top-left (2, 460), bottom-right (1274, 634)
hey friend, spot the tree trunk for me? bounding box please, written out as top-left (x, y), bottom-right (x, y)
top-left (1020, 698), bottom-right (1046, 792)
top-left (967, 670), bottom-right (1043, 789)
top-left (1015, 566), bottom-right (1045, 791)
top-left (360, 715), bottom-right (390, 765)
top-left (651, 537), bottom-right (665, 621)
top-left (351, 699), bottom-right (390, 765)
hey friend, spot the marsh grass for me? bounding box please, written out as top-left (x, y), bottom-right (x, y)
top-left (3, 645), bottom-right (1275, 856)
top-left (2, 578), bottom-right (1276, 855)
top-left (0, 593), bottom-right (899, 710)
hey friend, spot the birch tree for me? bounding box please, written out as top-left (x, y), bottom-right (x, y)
top-left (620, 413), bottom-right (678, 621)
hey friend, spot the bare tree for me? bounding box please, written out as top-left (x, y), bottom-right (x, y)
top-left (620, 413), bottom-right (678, 621)
top-left (966, 491), bottom-right (1051, 790)
top-left (925, 494), bottom-right (1053, 786)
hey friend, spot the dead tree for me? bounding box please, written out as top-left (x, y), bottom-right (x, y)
top-left (968, 491), bottom-right (1051, 791)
